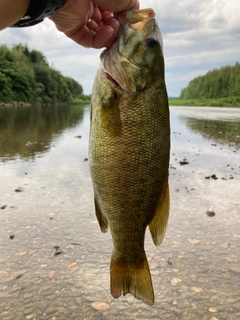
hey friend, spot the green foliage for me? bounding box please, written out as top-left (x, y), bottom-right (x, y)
top-left (180, 63), bottom-right (240, 101)
top-left (169, 97), bottom-right (240, 108)
top-left (0, 44), bottom-right (84, 104)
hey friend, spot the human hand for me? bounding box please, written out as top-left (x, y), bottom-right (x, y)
top-left (50, 0), bottom-right (139, 49)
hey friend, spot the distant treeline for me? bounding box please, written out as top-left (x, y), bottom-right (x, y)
top-left (0, 44), bottom-right (90, 104)
top-left (180, 62), bottom-right (240, 101)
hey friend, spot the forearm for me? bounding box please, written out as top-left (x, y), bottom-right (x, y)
top-left (0, 0), bottom-right (30, 30)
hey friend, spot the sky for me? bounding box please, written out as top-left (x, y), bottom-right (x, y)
top-left (0, 0), bottom-right (239, 97)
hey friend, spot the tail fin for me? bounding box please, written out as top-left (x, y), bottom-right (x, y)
top-left (110, 254), bottom-right (154, 306)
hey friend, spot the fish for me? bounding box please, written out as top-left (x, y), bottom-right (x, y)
top-left (88, 8), bottom-right (170, 306)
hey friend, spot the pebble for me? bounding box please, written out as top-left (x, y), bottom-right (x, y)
top-left (68, 262), bottom-right (78, 269)
top-left (25, 314), bottom-right (37, 320)
top-left (188, 239), bottom-right (200, 244)
top-left (227, 298), bottom-right (238, 303)
top-left (44, 307), bottom-right (57, 315)
top-left (14, 312), bottom-right (25, 320)
top-left (76, 298), bottom-right (83, 306)
top-left (24, 307), bottom-right (34, 315)
top-left (219, 312), bottom-right (229, 319)
top-left (209, 307), bottom-right (217, 312)
top-left (228, 263), bottom-right (240, 274)
top-left (15, 187), bottom-right (24, 192)
top-left (48, 271), bottom-right (55, 279)
top-left (91, 301), bottom-right (110, 311)
top-left (15, 251), bottom-right (27, 256)
top-left (190, 287), bottom-right (203, 293)
top-left (179, 160), bottom-right (189, 165)
top-left (0, 291), bottom-right (7, 298)
top-left (206, 208), bottom-right (216, 217)
top-left (170, 277), bottom-right (182, 286)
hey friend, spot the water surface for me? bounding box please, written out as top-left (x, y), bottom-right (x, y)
top-left (0, 105), bottom-right (239, 320)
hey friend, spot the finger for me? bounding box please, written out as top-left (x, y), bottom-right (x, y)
top-left (90, 5), bottom-right (114, 25)
top-left (93, 0), bottom-right (140, 12)
top-left (66, 20), bottom-right (119, 49)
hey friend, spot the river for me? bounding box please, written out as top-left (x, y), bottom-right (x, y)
top-left (0, 105), bottom-right (239, 320)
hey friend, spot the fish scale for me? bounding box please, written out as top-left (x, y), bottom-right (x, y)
top-left (89, 8), bottom-right (170, 306)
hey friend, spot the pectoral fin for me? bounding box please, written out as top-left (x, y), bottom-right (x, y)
top-left (94, 195), bottom-right (108, 233)
top-left (148, 179), bottom-right (170, 246)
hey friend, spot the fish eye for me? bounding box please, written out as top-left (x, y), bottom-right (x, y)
top-left (146, 36), bottom-right (158, 48)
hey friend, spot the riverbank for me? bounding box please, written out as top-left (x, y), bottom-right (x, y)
top-left (169, 97), bottom-right (240, 107)
top-left (2, 97), bottom-right (240, 108)
top-left (0, 98), bottom-right (91, 108)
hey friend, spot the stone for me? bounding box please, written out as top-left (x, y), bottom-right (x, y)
top-left (206, 208), bottom-right (215, 217)
top-left (24, 307), bottom-right (34, 315)
top-left (49, 271), bottom-right (55, 279)
top-left (219, 312), bottom-right (229, 319)
top-left (76, 298), bottom-right (82, 306)
top-left (56, 307), bottom-right (66, 313)
top-left (209, 307), bottom-right (217, 312)
top-left (68, 262), bottom-right (78, 269)
top-left (188, 239), bottom-right (200, 244)
top-left (170, 277), bottom-right (182, 286)
top-left (91, 301), bottom-right (110, 311)
top-left (190, 287), bottom-right (203, 293)
top-left (15, 187), bottom-right (24, 192)
top-left (228, 263), bottom-right (240, 274)
top-left (14, 312), bottom-right (25, 320)
top-left (25, 314), bottom-right (37, 320)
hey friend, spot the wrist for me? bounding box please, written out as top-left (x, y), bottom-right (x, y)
top-left (0, 0), bottom-right (30, 30)
top-left (10, 0), bottom-right (66, 27)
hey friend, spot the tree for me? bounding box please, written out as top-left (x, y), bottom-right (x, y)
top-left (0, 43), bottom-right (86, 104)
top-left (180, 62), bottom-right (240, 100)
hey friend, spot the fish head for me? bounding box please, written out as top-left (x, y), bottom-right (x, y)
top-left (100, 8), bottom-right (164, 94)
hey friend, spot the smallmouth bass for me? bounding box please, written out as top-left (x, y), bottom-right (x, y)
top-left (89, 8), bottom-right (170, 306)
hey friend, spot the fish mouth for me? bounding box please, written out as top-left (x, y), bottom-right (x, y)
top-left (115, 8), bottom-right (155, 30)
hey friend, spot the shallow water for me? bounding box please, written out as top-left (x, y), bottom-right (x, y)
top-left (0, 105), bottom-right (239, 320)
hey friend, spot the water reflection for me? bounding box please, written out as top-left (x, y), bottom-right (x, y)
top-left (182, 117), bottom-right (240, 151)
top-left (0, 104), bottom-right (85, 162)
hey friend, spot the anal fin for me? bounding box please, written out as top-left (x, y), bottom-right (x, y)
top-left (148, 178), bottom-right (170, 246)
top-left (94, 195), bottom-right (108, 233)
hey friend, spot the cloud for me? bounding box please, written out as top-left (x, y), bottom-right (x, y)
top-left (1, 0), bottom-right (239, 96)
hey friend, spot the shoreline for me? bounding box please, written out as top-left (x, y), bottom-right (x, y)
top-left (169, 97), bottom-right (240, 108)
top-left (0, 101), bottom-right (90, 108)
top-left (1, 99), bottom-right (240, 108)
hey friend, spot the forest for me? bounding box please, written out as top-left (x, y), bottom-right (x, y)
top-left (177, 62), bottom-right (240, 106)
top-left (0, 44), bottom-right (89, 104)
